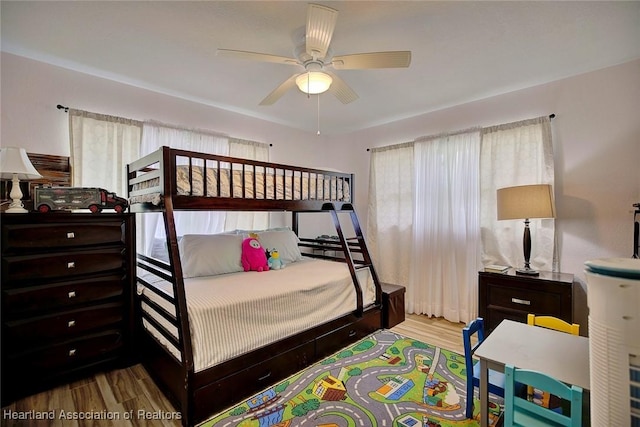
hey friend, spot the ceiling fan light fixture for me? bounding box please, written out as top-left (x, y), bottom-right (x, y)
top-left (296, 71), bottom-right (332, 95)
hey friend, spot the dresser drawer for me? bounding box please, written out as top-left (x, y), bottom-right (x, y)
top-left (2, 274), bottom-right (124, 316)
top-left (4, 302), bottom-right (123, 345)
top-left (486, 284), bottom-right (562, 314)
top-left (6, 330), bottom-right (124, 373)
top-left (2, 222), bottom-right (124, 253)
top-left (2, 247), bottom-right (125, 283)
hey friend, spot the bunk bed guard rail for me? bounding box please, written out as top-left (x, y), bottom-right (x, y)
top-left (127, 146), bottom-right (354, 212)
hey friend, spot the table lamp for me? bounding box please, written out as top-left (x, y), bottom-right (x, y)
top-left (0, 147), bottom-right (42, 213)
top-left (497, 184), bottom-right (555, 276)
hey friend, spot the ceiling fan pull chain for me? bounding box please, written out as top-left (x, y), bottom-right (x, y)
top-left (317, 94), bottom-right (321, 136)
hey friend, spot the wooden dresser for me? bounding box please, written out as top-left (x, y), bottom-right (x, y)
top-left (478, 269), bottom-right (574, 334)
top-left (1, 213), bottom-right (135, 404)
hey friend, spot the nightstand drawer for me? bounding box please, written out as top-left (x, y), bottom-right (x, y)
top-left (487, 285), bottom-right (562, 313)
top-left (2, 222), bottom-right (124, 252)
top-left (478, 270), bottom-right (574, 333)
top-left (2, 247), bottom-right (125, 283)
top-left (4, 302), bottom-right (123, 344)
top-left (2, 274), bottom-right (124, 315)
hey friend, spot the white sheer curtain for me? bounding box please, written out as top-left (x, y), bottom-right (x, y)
top-left (410, 130), bottom-right (482, 322)
top-left (367, 143), bottom-right (415, 289)
top-left (224, 138), bottom-right (270, 231)
top-left (367, 131), bottom-right (481, 323)
top-left (368, 118), bottom-right (554, 322)
top-left (140, 122), bottom-right (229, 256)
top-left (69, 110), bottom-right (142, 197)
top-left (480, 116), bottom-right (556, 271)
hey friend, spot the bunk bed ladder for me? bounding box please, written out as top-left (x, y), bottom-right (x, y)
top-left (324, 203), bottom-right (382, 316)
top-left (162, 197), bottom-right (195, 426)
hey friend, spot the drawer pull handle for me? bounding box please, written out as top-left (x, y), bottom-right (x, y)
top-left (68, 320), bottom-right (76, 328)
top-left (511, 298), bottom-right (531, 305)
top-left (68, 349), bottom-right (77, 357)
top-left (68, 291), bottom-right (76, 298)
top-left (258, 371), bottom-right (271, 381)
top-left (67, 261), bottom-right (75, 269)
top-left (348, 330), bottom-right (357, 337)
top-left (66, 232), bottom-right (75, 239)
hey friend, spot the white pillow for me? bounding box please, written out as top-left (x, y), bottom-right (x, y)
top-left (179, 233), bottom-right (243, 278)
top-left (255, 229), bottom-right (303, 264)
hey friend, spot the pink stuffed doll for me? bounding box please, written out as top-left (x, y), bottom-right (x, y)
top-left (241, 236), bottom-right (269, 272)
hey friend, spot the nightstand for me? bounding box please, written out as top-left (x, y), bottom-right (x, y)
top-left (478, 269), bottom-right (574, 334)
top-left (381, 283), bottom-right (406, 328)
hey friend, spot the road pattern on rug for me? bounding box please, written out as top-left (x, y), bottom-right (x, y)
top-left (201, 329), bottom-right (502, 427)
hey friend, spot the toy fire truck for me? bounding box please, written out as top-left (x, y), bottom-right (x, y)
top-left (34, 186), bottom-right (128, 213)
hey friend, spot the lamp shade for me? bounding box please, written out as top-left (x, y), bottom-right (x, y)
top-left (497, 184), bottom-right (555, 220)
top-left (0, 147), bottom-right (42, 180)
top-left (296, 71), bottom-right (333, 95)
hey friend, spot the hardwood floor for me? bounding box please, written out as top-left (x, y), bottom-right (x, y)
top-left (2, 364), bottom-right (182, 427)
top-left (1, 314), bottom-right (466, 427)
top-left (391, 312), bottom-right (468, 354)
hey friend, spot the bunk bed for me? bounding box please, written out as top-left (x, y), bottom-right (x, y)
top-left (127, 146), bottom-right (382, 426)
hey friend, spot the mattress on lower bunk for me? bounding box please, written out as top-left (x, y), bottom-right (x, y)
top-left (130, 166), bottom-right (351, 205)
top-left (138, 258), bottom-right (375, 373)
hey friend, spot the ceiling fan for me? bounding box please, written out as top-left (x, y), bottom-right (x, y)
top-left (216, 3), bottom-right (411, 106)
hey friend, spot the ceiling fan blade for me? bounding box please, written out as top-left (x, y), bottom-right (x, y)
top-left (259, 74), bottom-right (300, 106)
top-left (332, 51), bottom-right (412, 69)
top-left (217, 49), bottom-right (298, 65)
top-left (326, 72), bottom-right (358, 104)
top-left (306, 3), bottom-right (338, 59)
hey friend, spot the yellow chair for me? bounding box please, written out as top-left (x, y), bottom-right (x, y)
top-left (527, 314), bottom-right (579, 336)
top-left (526, 314), bottom-right (581, 413)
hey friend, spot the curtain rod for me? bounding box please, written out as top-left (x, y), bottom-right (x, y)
top-left (56, 104), bottom-right (272, 147)
top-left (366, 113), bottom-right (556, 151)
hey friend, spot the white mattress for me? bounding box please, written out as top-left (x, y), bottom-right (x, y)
top-left (130, 166), bottom-right (351, 205)
top-left (139, 258), bottom-right (375, 372)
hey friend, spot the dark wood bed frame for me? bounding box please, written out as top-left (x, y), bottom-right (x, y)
top-left (127, 146), bottom-right (382, 426)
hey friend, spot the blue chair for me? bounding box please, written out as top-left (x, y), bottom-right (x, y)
top-left (504, 364), bottom-right (583, 427)
top-left (462, 317), bottom-right (506, 419)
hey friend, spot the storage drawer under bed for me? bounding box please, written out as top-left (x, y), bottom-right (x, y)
top-left (315, 309), bottom-right (381, 358)
top-left (193, 340), bottom-right (316, 416)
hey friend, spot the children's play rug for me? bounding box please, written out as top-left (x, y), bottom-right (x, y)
top-left (200, 330), bottom-right (503, 426)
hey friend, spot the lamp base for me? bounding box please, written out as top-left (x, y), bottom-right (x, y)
top-left (5, 174), bottom-right (28, 213)
top-left (515, 267), bottom-right (540, 276)
top-left (5, 205), bottom-right (29, 213)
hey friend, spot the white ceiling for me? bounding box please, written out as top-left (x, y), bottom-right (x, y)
top-left (2, 1), bottom-right (639, 135)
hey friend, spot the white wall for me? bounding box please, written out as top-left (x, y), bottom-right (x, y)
top-left (330, 59), bottom-right (640, 325)
top-left (0, 52), bottom-right (328, 167)
top-left (3, 52), bottom-right (639, 324)
top-left (0, 52), bottom-right (334, 230)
